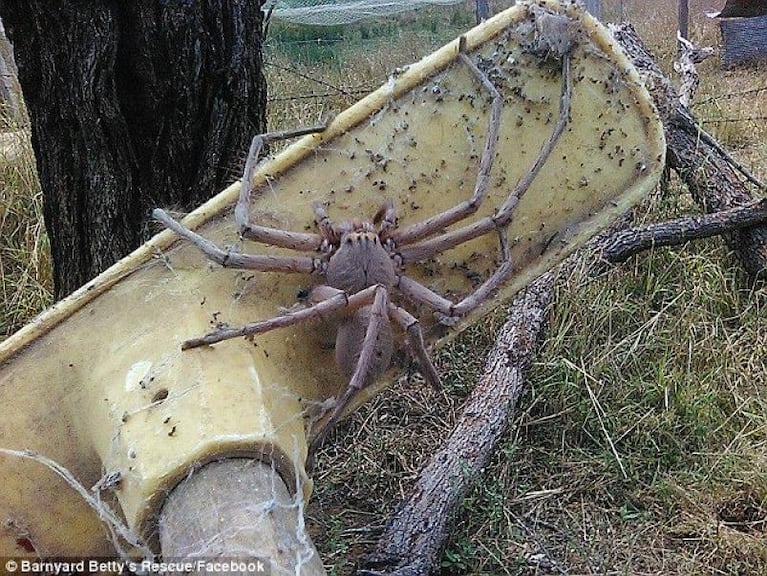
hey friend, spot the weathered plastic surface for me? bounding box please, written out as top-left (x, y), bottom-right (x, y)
top-left (0, 0), bottom-right (664, 558)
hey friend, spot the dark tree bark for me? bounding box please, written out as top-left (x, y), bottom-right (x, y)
top-left (0, 0), bottom-right (268, 299)
top-left (603, 199), bottom-right (767, 264)
top-left (475, 0), bottom-right (490, 24)
top-left (715, 0), bottom-right (767, 18)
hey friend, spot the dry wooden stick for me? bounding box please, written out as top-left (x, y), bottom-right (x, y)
top-left (602, 198), bottom-right (767, 264)
top-left (360, 272), bottom-right (557, 576)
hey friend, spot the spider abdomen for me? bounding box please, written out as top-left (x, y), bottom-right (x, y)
top-left (326, 231), bottom-right (396, 293)
top-left (335, 305), bottom-right (394, 387)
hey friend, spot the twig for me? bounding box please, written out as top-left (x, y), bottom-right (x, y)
top-left (601, 198), bottom-right (767, 264)
top-left (674, 31), bottom-right (713, 109)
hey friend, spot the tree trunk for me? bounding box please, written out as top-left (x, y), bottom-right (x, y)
top-left (0, 18), bottom-right (19, 124)
top-left (719, 16), bottom-right (767, 69)
top-left (475, 0), bottom-right (490, 24)
top-left (0, 0), bottom-right (268, 299)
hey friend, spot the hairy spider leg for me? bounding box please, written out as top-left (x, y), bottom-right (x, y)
top-left (180, 283), bottom-right (382, 350)
top-left (153, 208), bottom-right (318, 275)
top-left (391, 41), bottom-right (504, 247)
top-left (235, 126), bottom-right (327, 251)
top-left (312, 202), bottom-right (340, 246)
top-left (386, 303), bottom-right (441, 389)
top-left (374, 199), bottom-right (398, 239)
top-left (393, 52), bottom-right (573, 323)
top-left (398, 53), bottom-right (572, 264)
top-left (308, 285), bottom-right (390, 454)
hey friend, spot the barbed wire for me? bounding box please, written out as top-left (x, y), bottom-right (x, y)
top-left (267, 87), bottom-right (375, 102)
top-left (701, 115), bottom-right (767, 124)
top-left (694, 85), bottom-right (767, 105)
top-left (264, 61), bottom-right (367, 97)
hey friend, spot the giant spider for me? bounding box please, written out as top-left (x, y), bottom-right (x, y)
top-left (154, 37), bottom-right (573, 455)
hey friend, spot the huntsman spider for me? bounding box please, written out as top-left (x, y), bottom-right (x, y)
top-left (154, 38), bottom-right (573, 455)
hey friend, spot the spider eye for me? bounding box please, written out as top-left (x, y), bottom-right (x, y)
top-left (296, 288), bottom-right (310, 300)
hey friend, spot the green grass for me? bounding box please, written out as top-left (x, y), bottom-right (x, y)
top-left (2, 0), bottom-right (767, 573)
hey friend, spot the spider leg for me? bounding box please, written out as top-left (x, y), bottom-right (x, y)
top-left (375, 199), bottom-right (398, 239)
top-left (397, 256), bottom-right (514, 325)
top-left (391, 41), bottom-right (504, 246)
top-left (312, 201), bottom-right (341, 247)
top-left (396, 51), bottom-right (573, 265)
top-left (387, 303), bottom-right (441, 390)
top-left (308, 285), bottom-right (389, 454)
top-left (235, 126), bottom-right (327, 251)
top-left (154, 208), bottom-right (319, 274)
top-left (181, 283), bottom-right (381, 349)
top-left (441, 259), bottom-right (515, 323)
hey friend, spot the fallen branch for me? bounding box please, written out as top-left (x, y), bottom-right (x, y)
top-left (360, 272), bottom-right (557, 576)
top-left (610, 23), bottom-right (767, 275)
top-left (602, 198), bottom-right (767, 264)
top-left (674, 31), bottom-right (713, 108)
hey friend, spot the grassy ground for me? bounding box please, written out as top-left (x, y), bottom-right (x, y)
top-left (2, 0), bottom-right (766, 574)
top-left (0, 124), bottom-right (50, 337)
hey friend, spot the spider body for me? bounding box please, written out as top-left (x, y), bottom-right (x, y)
top-left (334, 300), bottom-right (393, 388)
top-left (312, 216), bottom-right (398, 388)
top-left (153, 37), bottom-right (574, 456)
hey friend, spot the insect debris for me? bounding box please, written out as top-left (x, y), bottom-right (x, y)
top-left (153, 34), bottom-right (574, 459)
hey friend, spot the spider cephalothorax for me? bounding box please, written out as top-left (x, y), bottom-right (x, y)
top-left (319, 206), bottom-right (398, 295)
top-left (153, 36), bottom-right (574, 455)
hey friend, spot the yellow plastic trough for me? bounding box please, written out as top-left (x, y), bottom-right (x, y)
top-left (0, 0), bottom-right (665, 568)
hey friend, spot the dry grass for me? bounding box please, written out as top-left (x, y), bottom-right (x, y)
top-left (264, 1), bottom-right (767, 574)
top-left (2, 0), bottom-right (766, 574)
top-left (0, 120), bottom-right (51, 338)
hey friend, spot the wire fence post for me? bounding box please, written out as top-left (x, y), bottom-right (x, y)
top-left (475, 0), bottom-right (489, 24)
top-left (678, 0), bottom-right (689, 39)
